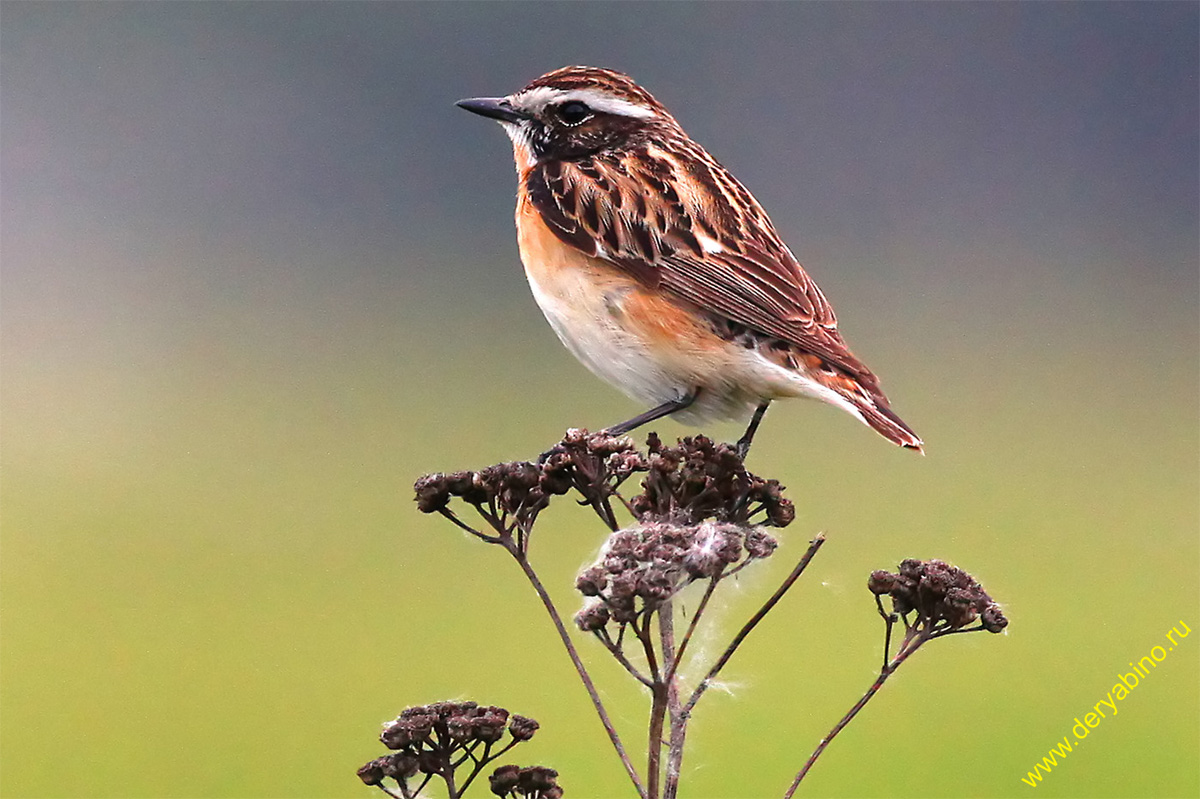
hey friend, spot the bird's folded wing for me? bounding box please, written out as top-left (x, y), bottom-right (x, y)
top-left (526, 148), bottom-right (880, 389)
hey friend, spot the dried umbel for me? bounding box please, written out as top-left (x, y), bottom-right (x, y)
top-left (630, 433), bottom-right (795, 527)
top-left (406, 431), bottom-right (811, 799)
top-left (414, 461), bottom-right (550, 544)
top-left (357, 701), bottom-right (541, 799)
top-left (413, 431), bottom-right (794, 550)
top-left (489, 764), bottom-right (564, 798)
top-left (869, 558), bottom-right (1008, 635)
top-left (575, 521), bottom-right (778, 632)
top-left (399, 429), bottom-right (1010, 799)
top-left (784, 558), bottom-right (1011, 793)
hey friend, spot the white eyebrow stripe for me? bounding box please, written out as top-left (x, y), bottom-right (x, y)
top-left (512, 86), bottom-right (657, 120)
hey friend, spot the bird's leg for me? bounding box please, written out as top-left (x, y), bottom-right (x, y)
top-left (735, 401), bottom-right (771, 460)
top-left (604, 390), bottom-right (699, 436)
top-left (536, 391), bottom-right (700, 464)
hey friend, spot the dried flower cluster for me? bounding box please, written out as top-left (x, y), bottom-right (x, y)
top-left (412, 430), bottom-right (794, 548)
top-left (869, 558), bottom-right (1008, 635)
top-left (357, 702), bottom-right (541, 799)
top-left (380, 430), bottom-right (1012, 798)
top-left (489, 765), bottom-right (563, 798)
top-left (630, 433), bottom-right (794, 526)
top-left (575, 521), bottom-right (778, 632)
top-left (414, 460), bottom-right (550, 543)
top-left (785, 558), bottom-right (1010, 793)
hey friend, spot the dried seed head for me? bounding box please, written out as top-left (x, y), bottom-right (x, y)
top-left (575, 566), bottom-right (608, 596)
top-left (508, 714), bottom-right (540, 741)
top-left (363, 701), bottom-right (543, 795)
top-left (744, 527), bottom-right (779, 559)
top-left (576, 520), bottom-right (778, 631)
top-left (490, 764), bottom-right (563, 798)
top-left (414, 473), bottom-right (453, 514)
top-left (981, 602), bottom-right (1009, 633)
top-left (519, 765), bottom-right (559, 792)
top-left (867, 569), bottom-right (897, 595)
top-left (575, 601), bottom-right (611, 631)
top-left (381, 753), bottom-right (420, 781)
top-left (871, 559), bottom-right (1008, 634)
top-left (356, 758), bottom-right (387, 786)
top-left (490, 764), bottom-right (521, 795)
top-left (628, 435), bottom-right (795, 527)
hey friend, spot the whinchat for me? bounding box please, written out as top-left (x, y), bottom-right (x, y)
top-left (457, 66), bottom-right (922, 455)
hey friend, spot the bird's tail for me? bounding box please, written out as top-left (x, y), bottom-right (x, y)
top-left (836, 381), bottom-right (924, 453)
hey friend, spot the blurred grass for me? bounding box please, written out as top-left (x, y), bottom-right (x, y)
top-left (1, 242), bottom-right (1197, 798)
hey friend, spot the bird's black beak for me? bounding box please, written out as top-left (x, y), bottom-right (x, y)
top-left (455, 97), bottom-right (531, 124)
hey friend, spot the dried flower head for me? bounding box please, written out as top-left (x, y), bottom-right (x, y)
top-left (630, 434), bottom-right (795, 526)
top-left (490, 764), bottom-right (564, 798)
top-left (413, 431), bottom-right (794, 552)
top-left (870, 558), bottom-right (1008, 635)
top-left (574, 520), bottom-right (778, 633)
top-left (359, 701), bottom-right (542, 798)
top-left (414, 461), bottom-right (549, 538)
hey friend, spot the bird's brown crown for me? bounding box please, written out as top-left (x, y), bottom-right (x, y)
top-left (520, 66), bottom-right (672, 118)
top-left (497, 67), bottom-right (678, 162)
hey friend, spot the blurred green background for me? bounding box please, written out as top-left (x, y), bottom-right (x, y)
top-left (2, 3), bottom-right (1197, 797)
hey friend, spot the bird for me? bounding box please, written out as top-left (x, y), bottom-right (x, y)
top-left (456, 66), bottom-right (922, 457)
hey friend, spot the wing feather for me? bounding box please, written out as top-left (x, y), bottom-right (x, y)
top-left (525, 142), bottom-right (879, 388)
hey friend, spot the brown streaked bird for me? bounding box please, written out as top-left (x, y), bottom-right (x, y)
top-left (457, 66), bottom-right (922, 456)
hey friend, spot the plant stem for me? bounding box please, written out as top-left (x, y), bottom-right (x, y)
top-left (659, 601), bottom-right (684, 799)
top-left (647, 679), bottom-right (667, 799)
top-left (783, 631), bottom-right (928, 796)
top-left (665, 698), bottom-right (688, 799)
top-left (636, 614), bottom-right (665, 799)
top-left (665, 578), bottom-right (719, 682)
top-left (597, 631), bottom-right (654, 688)
top-left (511, 549), bottom-right (649, 799)
top-left (682, 535), bottom-right (826, 717)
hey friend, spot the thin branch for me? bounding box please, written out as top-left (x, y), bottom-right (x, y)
top-left (437, 508), bottom-right (497, 542)
top-left (665, 577), bottom-right (720, 681)
top-left (457, 738), bottom-right (520, 795)
top-left (510, 548), bottom-right (649, 799)
top-left (596, 630), bottom-right (655, 688)
top-left (683, 535), bottom-right (826, 716)
top-left (665, 700), bottom-right (688, 799)
top-left (373, 784), bottom-right (406, 799)
top-left (929, 621), bottom-right (992, 639)
top-left (783, 630), bottom-right (928, 796)
top-left (647, 679), bottom-right (668, 799)
top-left (637, 611), bottom-right (667, 799)
top-left (614, 490), bottom-right (640, 518)
top-left (635, 614), bottom-right (662, 684)
top-left (874, 595), bottom-right (895, 670)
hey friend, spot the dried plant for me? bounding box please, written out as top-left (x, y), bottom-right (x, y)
top-left (488, 765), bottom-right (563, 799)
top-left (357, 701), bottom-right (547, 799)
top-left (359, 430), bottom-right (1009, 798)
top-left (785, 559), bottom-right (1009, 793)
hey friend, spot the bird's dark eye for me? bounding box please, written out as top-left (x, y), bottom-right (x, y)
top-left (556, 101), bottom-right (592, 126)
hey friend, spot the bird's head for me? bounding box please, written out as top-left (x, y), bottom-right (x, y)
top-left (457, 66), bottom-right (679, 166)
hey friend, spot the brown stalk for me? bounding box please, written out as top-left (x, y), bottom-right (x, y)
top-left (783, 629), bottom-right (927, 796)
top-left (509, 547), bottom-right (648, 799)
top-left (682, 534), bottom-right (826, 717)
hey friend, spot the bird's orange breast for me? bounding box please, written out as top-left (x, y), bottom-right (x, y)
top-left (514, 186), bottom-right (720, 354)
